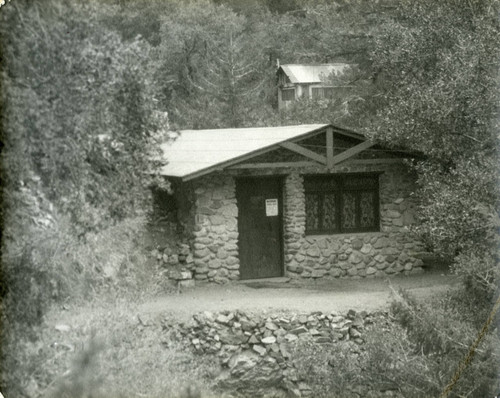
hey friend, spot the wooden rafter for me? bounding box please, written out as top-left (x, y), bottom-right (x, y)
top-left (229, 161), bottom-right (318, 169)
top-left (346, 158), bottom-right (405, 165)
top-left (279, 142), bottom-right (327, 165)
top-left (331, 140), bottom-right (375, 165)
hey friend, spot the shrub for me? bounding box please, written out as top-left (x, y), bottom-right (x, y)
top-left (384, 289), bottom-right (500, 397)
top-left (1, 298), bottom-right (216, 398)
top-left (0, 183), bottom-right (173, 395)
top-left (291, 337), bottom-right (369, 398)
top-left (290, 292), bottom-right (500, 398)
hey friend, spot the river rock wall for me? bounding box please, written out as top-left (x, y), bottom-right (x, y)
top-left (283, 163), bottom-right (425, 280)
top-left (157, 160), bottom-right (427, 284)
top-left (190, 175), bottom-right (240, 283)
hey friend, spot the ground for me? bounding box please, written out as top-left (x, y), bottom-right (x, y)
top-left (33, 268), bottom-right (458, 398)
top-left (139, 269), bottom-right (457, 322)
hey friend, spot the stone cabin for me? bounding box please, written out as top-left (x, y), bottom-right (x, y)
top-left (156, 124), bottom-right (428, 284)
top-left (277, 64), bottom-right (350, 110)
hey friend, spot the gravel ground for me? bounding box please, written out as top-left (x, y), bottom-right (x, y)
top-left (140, 268), bottom-right (459, 322)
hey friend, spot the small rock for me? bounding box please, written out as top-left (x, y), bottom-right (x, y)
top-left (55, 324), bottom-right (71, 333)
top-left (253, 344), bottom-right (267, 356)
top-left (298, 382), bottom-right (312, 393)
top-left (349, 328), bottom-right (362, 338)
top-left (265, 322), bottom-right (279, 331)
top-left (248, 335), bottom-right (260, 344)
top-left (337, 326), bottom-right (350, 336)
top-left (285, 334), bottom-right (298, 342)
top-left (240, 319), bottom-right (257, 331)
top-left (178, 280), bottom-right (195, 289)
top-left (229, 350), bottom-right (260, 376)
top-left (261, 336), bottom-right (277, 345)
top-left (216, 314), bottom-right (231, 325)
top-left (289, 326), bottom-right (308, 335)
top-left (351, 316), bottom-right (364, 328)
top-left (279, 342), bottom-right (292, 358)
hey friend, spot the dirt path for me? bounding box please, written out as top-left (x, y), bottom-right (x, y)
top-left (140, 270), bottom-right (458, 322)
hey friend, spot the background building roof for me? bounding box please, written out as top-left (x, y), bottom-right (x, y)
top-left (279, 64), bottom-right (349, 84)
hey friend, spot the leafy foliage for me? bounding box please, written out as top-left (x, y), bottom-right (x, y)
top-left (1, 1), bottom-right (499, 396)
top-left (2, 301), bottom-right (214, 398)
top-left (153, 0), bottom-right (276, 128)
top-left (291, 292), bottom-right (500, 398)
top-left (1, 0), bottom-right (167, 235)
top-left (362, 0), bottom-right (500, 303)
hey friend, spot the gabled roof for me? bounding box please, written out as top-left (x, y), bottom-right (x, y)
top-left (278, 64), bottom-right (349, 84)
top-left (160, 124), bottom-right (336, 181)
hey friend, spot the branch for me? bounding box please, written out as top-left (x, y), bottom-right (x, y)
top-left (448, 132), bottom-right (481, 143)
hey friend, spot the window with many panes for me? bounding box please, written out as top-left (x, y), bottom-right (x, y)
top-left (304, 174), bottom-right (380, 234)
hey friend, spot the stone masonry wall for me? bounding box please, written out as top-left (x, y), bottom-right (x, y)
top-left (190, 174), bottom-right (240, 283)
top-left (162, 309), bottom-right (389, 397)
top-left (284, 162), bottom-right (426, 279)
top-left (174, 161), bottom-right (426, 283)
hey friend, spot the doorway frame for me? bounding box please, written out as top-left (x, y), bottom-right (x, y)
top-left (235, 175), bottom-right (285, 280)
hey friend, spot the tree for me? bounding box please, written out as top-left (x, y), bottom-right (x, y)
top-left (153, 0), bottom-right (276, 129)
top-left (365, 0), bottom-right (500, 303)
top-left (0, 0), bottom-right (167, 235)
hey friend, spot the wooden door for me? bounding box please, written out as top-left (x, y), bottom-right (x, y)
top-left (236, 177), bottom-right (283, 279)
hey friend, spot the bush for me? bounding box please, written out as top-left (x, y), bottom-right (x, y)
top-left (291, 337), bottom-right (370, 398)
top-left (0, 182), bottom-right (173, 395)
top-left (362, 289), bottom-right (500, 398)
top-left (290, 292), bottom-right (500, 398)
top-left (1, 300), bottom-right (215, 398)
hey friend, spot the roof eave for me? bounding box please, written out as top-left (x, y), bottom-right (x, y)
top-left (160, 124), bottom-right (421, 182)
top-left (176, 124), bottom-right (332, 182)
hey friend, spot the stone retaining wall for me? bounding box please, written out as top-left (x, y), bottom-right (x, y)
top-left (162, 309), bottom-right (385, 397)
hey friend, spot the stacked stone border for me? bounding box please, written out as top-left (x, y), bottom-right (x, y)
top-left (161, 309), bottom-right (388, 397)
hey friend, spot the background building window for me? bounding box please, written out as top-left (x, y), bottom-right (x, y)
top-left (281, 88), bottom-right (295, 102)
top-left (311, 86), bottom-right (335, 100)
top-left (304, 174), bottom-right (380, 234)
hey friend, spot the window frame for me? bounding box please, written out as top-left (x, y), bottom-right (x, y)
top-left (311, 85), bottom-right (335, 100)
top-left (281, 88), bottom-right (296, 102)
top-left (303, 173), bottom-right (381, 235)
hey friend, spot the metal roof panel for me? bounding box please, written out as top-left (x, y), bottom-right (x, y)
top-left (159, 124), bottom-right (330, 180)
top-left (279, 64), bottom-right (349, 84)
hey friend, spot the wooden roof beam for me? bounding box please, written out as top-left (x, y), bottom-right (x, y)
top-left (331, 140), bottom-right (376, 165)
top-left (279, 141), bottom-right (327, 165)
top-left (229, 161), bottom-right (318, 169)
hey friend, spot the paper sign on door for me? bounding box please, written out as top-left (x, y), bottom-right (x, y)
top-left (265, 199), bottom-right (278, 216)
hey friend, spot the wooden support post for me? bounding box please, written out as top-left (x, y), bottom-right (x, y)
top-left (326, 127), bottom-right (334, 169)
